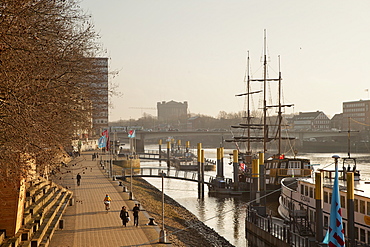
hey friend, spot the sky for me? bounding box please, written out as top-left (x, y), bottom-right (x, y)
top-left (79, 0), bottom-right (370, 121)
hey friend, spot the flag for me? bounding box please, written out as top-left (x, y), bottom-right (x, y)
top-left (98, 136), bottom-right (106, 148)
top-left (102, 129), bottom-right (108, 137)
top-left (128, 130), bottom-right (136, 138)
top-left (323, 163), bottom-right (345, 246)
top-left (100, 129), bottom-right (109, 150)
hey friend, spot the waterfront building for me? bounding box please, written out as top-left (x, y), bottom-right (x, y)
top-left (90, 57), bottom-right (109, 137)
top-left (292, 111), bottom-right (330, 130)
top-left (342, 99), bottom-right (370, 131)
top-left (157, 100), bottom-right (188, 124)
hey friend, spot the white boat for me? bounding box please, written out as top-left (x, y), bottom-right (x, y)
top-left (278, 157), bottom-right (369, 244)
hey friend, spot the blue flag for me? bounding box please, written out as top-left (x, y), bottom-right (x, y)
top-left (323, 162), bottom-right (345, 246)
top-left (98, 136), bottom-right (107, 148)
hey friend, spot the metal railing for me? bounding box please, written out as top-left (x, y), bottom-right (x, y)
top-left (246, 207), bottom-right (312, 247)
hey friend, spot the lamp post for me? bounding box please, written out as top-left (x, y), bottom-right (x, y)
top-left (159, 170), bottom-right (166, 243)
top-left (129, 156), bottom-right (133, 200)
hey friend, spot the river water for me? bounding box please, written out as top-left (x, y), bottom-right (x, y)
top-left (140, 145), bottom-right (370, 247)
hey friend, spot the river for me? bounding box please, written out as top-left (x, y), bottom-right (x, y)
top-left (139, 145), bottom-right (370, 247)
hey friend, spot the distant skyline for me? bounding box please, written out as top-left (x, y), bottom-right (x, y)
top-left (80, 0), bottom-right (370, 121)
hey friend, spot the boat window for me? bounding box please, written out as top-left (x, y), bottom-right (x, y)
top-left (300, 185), bottom-right (304, 194)
top-left (355, 199), bottom-right (359, 212)
top-left (360, 200), bottom-right (365, 214)
top-left (343, 222), bottom-right (346, 235)
top-left (309, 187), bottom-right (313, 198)
top-left (324, 216), bottom-right (328, 228)
top-left (341, 195), bottom-right (346, 209)
top-left (324, 191), bottom-right (329, 203)
top-left (367, 202), bottom-right (370, 215)
top-left (329, 193), bottom-right (332, 203)
top-left (355, 227), bottom-right (359, 240)
top-left (305, 186), bottom-right (308, 196)
top-left (360, 228), bottom-right (366, 242)
top-left (368, 230), bottom-right (370, 244)
top-left (280, 162), bottom-right (286, 169)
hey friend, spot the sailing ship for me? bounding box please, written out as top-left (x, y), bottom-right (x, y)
top-left (208, 31), bottom-right (312, 196)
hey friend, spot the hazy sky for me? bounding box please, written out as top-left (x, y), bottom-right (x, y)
top-left (80, 0), bottom-right (370, 121)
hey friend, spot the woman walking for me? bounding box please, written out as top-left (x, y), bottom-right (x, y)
top-left (119, 206), bottom-right (129, 227)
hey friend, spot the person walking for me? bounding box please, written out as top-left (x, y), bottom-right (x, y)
top-left (120, 206), bottom-right (129, 227)
top-left (132, 204), bottom-right (140, 227)
top-left (76, 173), bottom-right (81, 186)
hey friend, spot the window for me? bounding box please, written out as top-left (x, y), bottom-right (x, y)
top-left (309, 187), bottom-right (314, 198)
top-left (324, 191), bottom-right (329, 203)
top-left (360, 200), bottom-right (365, 214)
top-left (355, 227), bottom-right (359, 240)
top-left (305, 186), bottom-right (308, 196)
top-left (341, 195), bottom-right (346, 209)
top-left (367, 230), bottom-right (370, 244)
top-left (360, 228), bottom-right (366, 242)
top-left (324, 216), bottom-right (328, 228)
top-left (301, 185), bottom-right (304, 194)
top-left (355, 199), bottom-right (359, 212)
top-left (367, 202), bottom-right (370, 215)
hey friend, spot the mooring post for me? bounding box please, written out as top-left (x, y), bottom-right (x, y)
top-left (166, 141), bottom-right (170, 168)
top-left (315, 172), bottom-right (324, 242)
top-left (201, 149), bottom-right (205, 199)
top-left (347, 172), bottom-right (355, 247)
top-left (197, 143), bottom-right (202, 199)
top-left (158, 139), bottom-right (162, 165)
top-left (233, 150), bottom-right (239, 192)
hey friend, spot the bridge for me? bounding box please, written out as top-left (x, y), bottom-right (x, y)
top-left (117, 167), bottom-right (217, 185)
top-left (113, 129), bottom-right (353, 142)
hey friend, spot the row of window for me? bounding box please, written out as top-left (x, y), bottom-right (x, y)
top-left (343, 103), bottom-right (366, 108)
top-left (301, 185), bottom-right (370, 215)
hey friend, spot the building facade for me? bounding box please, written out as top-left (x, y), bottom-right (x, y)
top-left (292, 111), bottom-right (330, 130)
top-left (90, 58), bottom-right (109, 137)
top-left (342, 99), bottom-right (370, 131)
top-left (157, 100), bottom-right (188, 122)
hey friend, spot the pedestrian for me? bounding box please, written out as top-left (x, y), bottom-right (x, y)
top-left (132, 204), bottom-right (140, 226)
top-left (76, 173), bottom-right (81, 186)
top-left (120, 206), bottom-right (129, 227)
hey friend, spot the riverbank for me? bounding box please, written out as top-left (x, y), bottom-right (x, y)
top-left (120, 177), bottom-right (234, 247)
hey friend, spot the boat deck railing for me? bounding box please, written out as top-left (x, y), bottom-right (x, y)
top-left (246, 206), bottom-right (314, 247)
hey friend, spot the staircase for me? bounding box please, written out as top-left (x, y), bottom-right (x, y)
top-left (0, 178), bottom-right (72, 247)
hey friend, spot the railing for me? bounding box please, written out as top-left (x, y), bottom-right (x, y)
top-left (119, 167), bottom-right (214, 184)
top-left (246, 207), bottom-right (312, 247)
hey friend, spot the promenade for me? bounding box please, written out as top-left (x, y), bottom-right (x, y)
top-left (49, 151), bottom-right (169, 247)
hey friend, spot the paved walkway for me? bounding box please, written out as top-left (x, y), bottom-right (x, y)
top-left (49, 151), bottom-right (168, 247)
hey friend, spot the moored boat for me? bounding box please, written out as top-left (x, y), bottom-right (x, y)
top-left (278, 156), bottom-right (369, 244)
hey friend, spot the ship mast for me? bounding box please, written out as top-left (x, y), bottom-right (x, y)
top-left (263, 30), bottom-right (268, 154)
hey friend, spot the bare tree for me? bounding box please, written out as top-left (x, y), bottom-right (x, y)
top-left (0, 0), bottom-right (102, 184)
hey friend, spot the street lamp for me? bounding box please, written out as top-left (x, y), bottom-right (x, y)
top-left (129, 156), bottom-right (133, 200)
top-left (159, 170), bottom-right (166, 243)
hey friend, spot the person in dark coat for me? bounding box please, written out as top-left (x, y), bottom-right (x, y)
top-left (76, 173), bottom-right (81, 186)
top-left (132, 204), bottom-right (140, 227)
top-left (120, 206), bottom-right (129, 227)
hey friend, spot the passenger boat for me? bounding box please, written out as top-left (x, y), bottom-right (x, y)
top-left (278, 156), bottom-right (370, 244)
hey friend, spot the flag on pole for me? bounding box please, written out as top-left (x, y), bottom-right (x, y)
top-left (98, 136), bottom-right (107, 148)
top-left (323, 160), bottom-right (345, 246)
top-left (128, 130), bottom-right (136, 138)
top-left (101, 129), bottom-right (109, 150)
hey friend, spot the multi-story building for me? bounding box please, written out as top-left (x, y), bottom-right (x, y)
top-left (90, 57), bottom-right (109, 137)
top-left (157, 100), bottom-right (188, 123)
top-left (292, 111), bottom-right (330, 130)
top-left (342, 99), bottom-right (370, 131)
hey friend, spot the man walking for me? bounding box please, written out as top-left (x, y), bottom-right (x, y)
top-left (76, 173), bottom-right (81, 186)
top-left (132, 204), bottom-right (140, 227)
